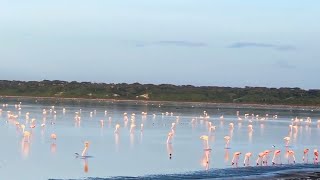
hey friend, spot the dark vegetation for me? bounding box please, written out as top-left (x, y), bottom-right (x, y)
top-left (0, 80), bottom-right (319, 106)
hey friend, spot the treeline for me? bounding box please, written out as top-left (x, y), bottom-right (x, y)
top-left (0, 80), bottom-right (320, 106)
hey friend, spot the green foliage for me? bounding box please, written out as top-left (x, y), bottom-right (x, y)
top-left (0, 80), bottom-right (319, 106)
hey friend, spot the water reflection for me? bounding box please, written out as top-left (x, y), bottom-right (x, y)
top-left (248, 131), bottom-right (253, 143)
top-left (114, 134), bottom-right (120, 152)
top-left (224, 149), bottom-right (229, 162)
top-left (166, 143), bottom-right (173, 159)
top-left (51, 143), bottom-right (57, 153)
top-left (201, 150), bottom-right (211, 170)
top-left (130, 133), bottom-right (135, 148)
top-left (140, 132), bottom-right (143, 144)
top-left (83, 159), bottom-right (89, 173)
top-left (21, 140), bottom-right (30, 158)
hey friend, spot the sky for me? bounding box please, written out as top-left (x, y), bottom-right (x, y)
top-left (0, 0), bottom-right (320, 89)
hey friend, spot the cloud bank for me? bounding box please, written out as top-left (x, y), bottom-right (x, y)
top-left (229, 42), bottom-right (296, 51)
top-left (136, 41), bottom-right (208, 47)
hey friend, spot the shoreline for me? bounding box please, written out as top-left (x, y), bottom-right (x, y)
top-left (1, 95), bottom-right (319, 110)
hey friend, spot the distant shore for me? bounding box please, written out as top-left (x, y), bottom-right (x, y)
top-left (1, 80), bottom-right (320, 107)
top-left (1, 95), bottom-right (319, 111)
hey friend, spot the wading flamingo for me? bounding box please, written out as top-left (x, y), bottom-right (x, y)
top-left (50, 133), bottom-right (57, 143)
top-left (224, 136), bottom-right (231, 149)
top-left (229, 123), bottom-right (234, 130)
top-left (272, 150), bottom-right (281, 165)
top-left (232, 152), bottom-right (241, 166)
top-left (23, 131), bottom-right (31, 142)
top-left (200, 135), bottom-right (210, 150)
top-left (81, 141), bottom-right (89, 157)
top-left (287, 150), bottom-right (296, 164)
top-left (303, 148), bottom-right (309, 163)
top-left (314, 149), bottom-right (319, 164)
top-left (284, 137), bottom-right (290, 147)
top-left (171, 123), bottom-right (176, 133)
top-left (114, 124), bottom-right (120, 134)
top-left (167, 132), bottom-right (174, 144)
top-left (243, 152), bottom-right (252, 166)
top-left (130, 124), bottom-right (136, 133)
top-left (256, 152), bottom-right (265, 166)
top-left (263, 150), bottom-right (272, 165)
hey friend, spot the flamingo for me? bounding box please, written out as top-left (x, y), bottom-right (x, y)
top-left (209, 125), bottom-right (216, 133)
top-left (243, 152), bottom-right (252, 166)
top-left (130, 124), bottom-right (136, 133)
top-left (256, 152), bottom-right (265, 166)
top-left (248, 125), bottom-right (253, 132)
top-left (200, 135), bottom-right (210, 150)
top-left (284, 137), bottom-right (290, 147)
top-left (171, 123), bottom-right (176, 133)
top-left (100, 120), bottom-right (104, 127)
top-left (303, 148), bottom-right (309, 163)
top-left (232, 152), bottom-right (241, 166)
top-left (229, 123), bottom-right (234, 130)
top-left (23, 131), bottom-right (31, 142)
top-left (224, 136), bottom-right (231, 148)
top-left (314, 149), bottom-right (319, 164)
top-left (81, 141), bottom-right (89, 157)
top-left (167, 132), bottom-right (174, 144)
top-left (287, 150), bottom-right (296, 164)
top-left (263, 150), bottom-right (272, 165)
top-left (50, 133), bottom-right (57, 143)
top-left (140, 123), bottom-right (144, 132)
top-left (20, 124), bottom-right (30, 142)
top-left (114, 124), bottom-right (120, 134)
top-left (272, 150), bottom-right (281, 165)
top-left (30, 119), bottom-right (36, 128)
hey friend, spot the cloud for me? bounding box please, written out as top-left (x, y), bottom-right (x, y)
top-left (135, 41), bottom-right (207, 47)
top-left (274, 60), bottom-right (296, 69)
top-left (228, 42), bottom-right (296, 51)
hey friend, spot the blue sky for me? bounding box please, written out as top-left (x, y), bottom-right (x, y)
top-left (0, 0), bottom-right (319, 89)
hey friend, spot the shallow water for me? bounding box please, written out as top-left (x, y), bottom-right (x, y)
top-left (0, 100), bottom-right (320, 180)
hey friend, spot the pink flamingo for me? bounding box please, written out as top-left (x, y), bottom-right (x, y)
top-left (243, 152), bottom-right (252, 166)
top-left (167, 132), bottom-right (174, 144)
top-left (284, 137), bottom-right (290, 147)
top-left (200, 135), bottom-right (210, 150)
top-left (50, 133), bottom-right (57, 143)
top-left (130, 124), bottom-right (136, 133)
top-left (114, 124), bottom-right (120, 134)
top-left (256, 152), bottom-right (265, 166)
top-left (263, 150), bottom-right (272, 165)
top-left (81, 141), bottom-right (89, 157)
top-left (303, 148), bottom-right (309, 163)
top-left (171, 123), bottom-right (176, 133)
top-left (287, 150), bottom-right (296, 164)
top-left (229, 123), bottom-right (234, 130)
top-left (232, 152), bottom-right (241, 166)
top-left (314, 149), bottom-right (319, 164)
top-left (224, 136), bottom-right (231, 148)
top-left (272, 150), bottom-right (281, 165)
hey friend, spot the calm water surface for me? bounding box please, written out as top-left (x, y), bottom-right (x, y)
top-left (0, 100), bottom-right (320, 180)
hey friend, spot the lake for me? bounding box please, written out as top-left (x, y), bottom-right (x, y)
top-left (0, 99), bottom-right (320, 180)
